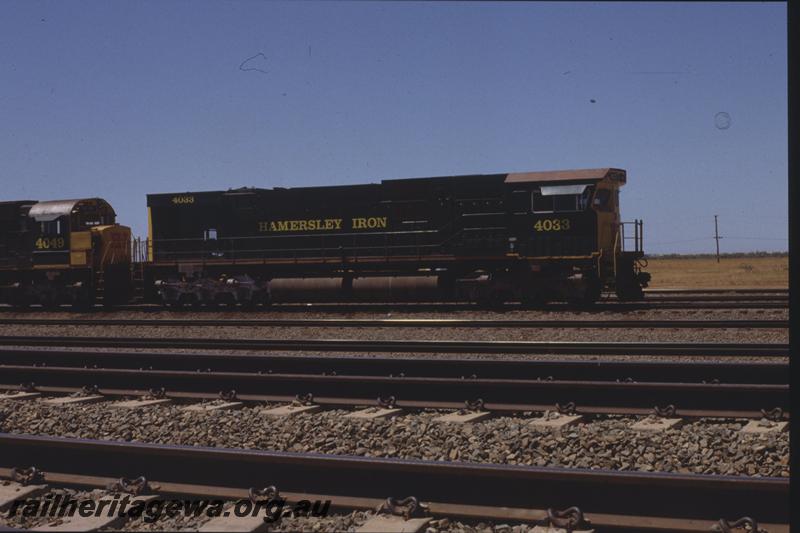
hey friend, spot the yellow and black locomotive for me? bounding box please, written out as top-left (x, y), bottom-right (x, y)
top-left (0, 198), bottom-right (131, 308)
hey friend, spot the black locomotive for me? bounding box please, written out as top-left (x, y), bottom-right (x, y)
top-left (1, 168), bottom-right (649, 308)
top-left (144, 168), bottom-right (649, 306)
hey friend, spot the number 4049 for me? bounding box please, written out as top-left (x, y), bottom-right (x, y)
top-left (35, 237), bottom-right (65, 249)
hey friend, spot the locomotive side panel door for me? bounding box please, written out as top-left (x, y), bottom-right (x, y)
top-left (450, 175), bottom-right (508, 257)
top-left (507, 188), bottom-right (532, 257)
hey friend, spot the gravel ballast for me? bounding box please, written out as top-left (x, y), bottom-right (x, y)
top-left (0, 323), bottom-right (788, 344)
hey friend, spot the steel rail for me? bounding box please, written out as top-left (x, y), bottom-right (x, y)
top-left (0, 348), bottom-right (788, 384)
top-left (645, 288), bottom-right (787, 294)
top-left (0, 365), bottom-right (788, 415)
top-left (0, 335), bottom-right (788, 356)
top-left (0, 300), bottom-right (789, 313)
top-left (642, 295), bottom-right (787, 302)
top-left (0, 317), bottom-right (788, 329)
top-left (0, 433), bottom-right (789, 527)
top-left (0, 383), bottom-right (775, 419)
top-left (0, 467), bottom-right (789, 533)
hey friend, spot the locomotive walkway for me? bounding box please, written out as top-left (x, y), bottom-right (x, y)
top-left (0, 433), bottom-right (789, 531)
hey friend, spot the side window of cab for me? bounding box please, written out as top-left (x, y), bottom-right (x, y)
top-left (592, 189), bottom-right (614, 212)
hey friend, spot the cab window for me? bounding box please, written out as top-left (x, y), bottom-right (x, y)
top-left (74, 213), bottom-right (107, 228)
top-left (39, 219), bottom-right (63, 234)
top-left (532, 192), bottom-right (554, 213)
top-left (533, 185), bottom-right (593, 213)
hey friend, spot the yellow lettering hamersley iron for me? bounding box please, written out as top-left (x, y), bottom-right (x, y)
top-left (257, 217), bottom-right (386, 232)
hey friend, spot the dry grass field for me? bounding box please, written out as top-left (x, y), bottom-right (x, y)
top-left (643, 256), bottom-right (788, 289)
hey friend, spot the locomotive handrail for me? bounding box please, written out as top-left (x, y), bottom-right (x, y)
top-left (618, 220), bottom-right (644, 253)
top-left (596, 248), bottom-right (604, 281)
top-left (147, 242), bottom-right (447, 263)
top-left (140, 218), bottom-right (479, 263)
top-left (146, 229), bottom-right (439, 243)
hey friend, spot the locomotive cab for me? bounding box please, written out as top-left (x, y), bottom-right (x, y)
top-left (0, 198), bottom-right (131, 308)
top-left (504, 168), bottom-right (649, 303)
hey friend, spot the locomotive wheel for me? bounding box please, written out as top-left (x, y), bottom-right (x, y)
top-left (102, 294), bottom-right (116, 309)
top-left (521, 294), bottom-right (547, 309)
top-left (571, 278), bottom-right (601, 305)
top-left (261, 292), bottom-right (272, 307)
top-left (615, 282), bottom-right (644, 301)
top-left (586, 281), bottom-right (602, 303)
top-left (10, 289), bottom-right (31, 309)
top-left (41, 292), bottom-right (59, 310)
top-left (72, 289), bottom-right (92, 311)
top-left (11, 298), bottom-right (30, 310)
top-left (476, 293), bottom-right (505, 309)
top-left (178, 294), bottom-right (198, 308)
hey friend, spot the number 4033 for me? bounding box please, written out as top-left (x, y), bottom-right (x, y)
top-left (534, 218), bottom-right (571, 232)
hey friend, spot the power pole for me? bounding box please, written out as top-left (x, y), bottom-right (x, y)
top-left (714, 215), bottom-right (721, 263)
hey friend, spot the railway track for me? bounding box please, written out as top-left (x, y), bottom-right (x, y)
top-left (0, 317), bottom-right (788, 329)
top-left (0, 349), bottom-right (788, 418)
top-left (0, 348), bottom-right (788, 382)
top-left (0, 335), bottom-right (787, 356)
top-left (0, 297), bottom-right (789, 313)
top-left (126, 298), bottom-right (790, 310)
top-left (644, 288), bottom-right (787, 294)
top-left (642, 294), bottom-right (787, 302)
top-left (0, 433), bottom-right (789, 531)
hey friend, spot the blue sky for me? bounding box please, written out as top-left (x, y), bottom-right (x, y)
top-left (0, 1), bottom-right (787, 253)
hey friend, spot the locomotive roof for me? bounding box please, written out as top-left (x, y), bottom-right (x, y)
top-left (148, 168), bottom-right (626, 200)
top-left (0, 200), bottom-right (37, 207)
top-left (505, 168), bottom-right (626, 184)
top-left (28, 198), bottom-right (115, 222)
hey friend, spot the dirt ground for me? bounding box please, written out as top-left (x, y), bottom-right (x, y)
top-left (643, 256), bottom-right (788, 288)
